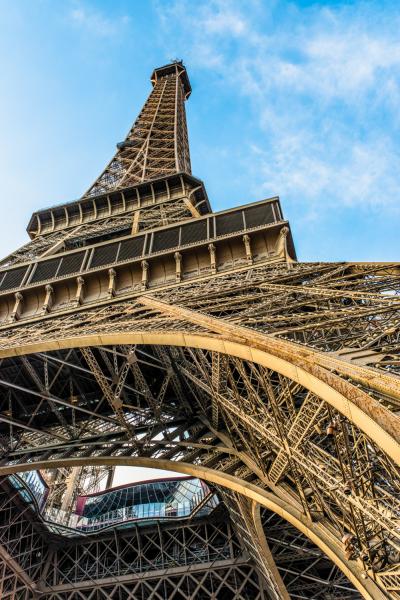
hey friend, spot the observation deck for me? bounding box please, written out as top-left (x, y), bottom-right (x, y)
top-left (8, 472), bottom-right (218, 535)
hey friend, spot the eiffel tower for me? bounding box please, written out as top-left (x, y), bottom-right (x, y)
top-left (0, 61), bottom-right (398, 599)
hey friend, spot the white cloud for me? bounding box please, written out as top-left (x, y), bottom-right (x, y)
top-left (155, 0), bottom-right (400, 214)
top-left (252, 135), bottom-right (400, 210)
top-left (292, 33), bottom-right (400, 100)
top-left (202, 8), bottom-right (246, 36)
top-left (68, 2), bottom-right (130, 37)
top-left (155, 0), bottom-right (265, 68)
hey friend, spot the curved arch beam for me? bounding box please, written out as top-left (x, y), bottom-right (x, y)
top-left (1, 331), bottom-right (399, 465)
top-left (0, 456), bottom-right (385, 600)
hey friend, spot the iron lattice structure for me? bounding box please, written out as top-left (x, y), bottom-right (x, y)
top-left (0, 61), bottom-right (398, 599)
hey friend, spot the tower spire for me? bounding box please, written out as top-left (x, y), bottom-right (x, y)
top-left (84, 61), bottom-right (192, 197)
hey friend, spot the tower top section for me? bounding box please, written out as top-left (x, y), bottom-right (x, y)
top-left (25, 60), bottom-right (207, 239)
top-left (151, 61), bottom-right (191, 99)
top-left (77, 60), bottom-right (192, 198)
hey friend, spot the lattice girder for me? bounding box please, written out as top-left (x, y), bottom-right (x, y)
top-left (0, 488), bottom-right (267, 599)
top-left (0, 296), bottom-right (398, 597)
top-left (1, 59), bottom-right (399, 600)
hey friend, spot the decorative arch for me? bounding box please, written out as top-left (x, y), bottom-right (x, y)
top-left (1, 329), bottom-right (398, 465)
top-left (1, 456), bottom-right (385, 600)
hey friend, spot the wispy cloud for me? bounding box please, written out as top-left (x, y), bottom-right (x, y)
top-left (250, 136), bottom-right (400, 210)
top-left (155, 0), bottom-right (400, 215)
top-left (68, 2), bottom-right (130, 37)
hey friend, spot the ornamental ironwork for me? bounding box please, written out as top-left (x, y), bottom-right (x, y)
top-left (0, 61), bottom-right (398, 599)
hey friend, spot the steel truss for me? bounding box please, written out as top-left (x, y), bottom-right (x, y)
top-left (0, 281), bottom-right (398, 596)
top-left (0, 479), bottom-right (266, 599)
top-left (0, 61), bottom-right (399, 598)
top-left (261, 509), bottom-right (363, 599)
top-left (84, 61), bottom-right (191, 197)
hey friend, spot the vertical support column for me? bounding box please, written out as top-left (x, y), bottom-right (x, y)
top-left (60, 466), bottom-right (81, 519)
top-left (108, 269), bottom-right (116, 298)
top-left (42, 284), bottom-right (54, 314)
top-left (174, 252), bottom-right (182, 283)
top-left (75, 277), bottom-right (85, 306)
top-left (131, 210), bottom-right (140, 235)
top-left (106, 466), bottom-right (115, 490)
top-left (243, 234), bottom-right (253, 264)
top-left (10, 292), bottom-right (23, 322)
top-left (208, 243), bottom-right (217, 275)
top-left (141, 260), bottom-right (149, 290)
top-left (276, 226), bottom-right (293, 267)
top-left (211, 352), bottom-right (220, 427)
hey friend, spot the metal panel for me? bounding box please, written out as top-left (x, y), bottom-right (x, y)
top-left (181, 220), bottom-right (208, 245)
top-left (31, 258), bottom-right (61, 283)
top-left (244, 203), bottom-right (275, 229)
top-left (90, 243), bottom-right (119, 268)
top-left (216, 211), bottom-right (244, 236)
top-left (152, 227), bottom-right (180, 252)
top-left (118, 237), bottom-right (145, 262)
top-left (0, 267), bottom-right (28, 290)
top-left (57, 252), bottom-right (85, 277)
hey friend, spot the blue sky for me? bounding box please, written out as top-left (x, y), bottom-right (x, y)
top-left (1, 0), bottom-right (399, 485)
top-left (1, 0), bottom-right (400, 261)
